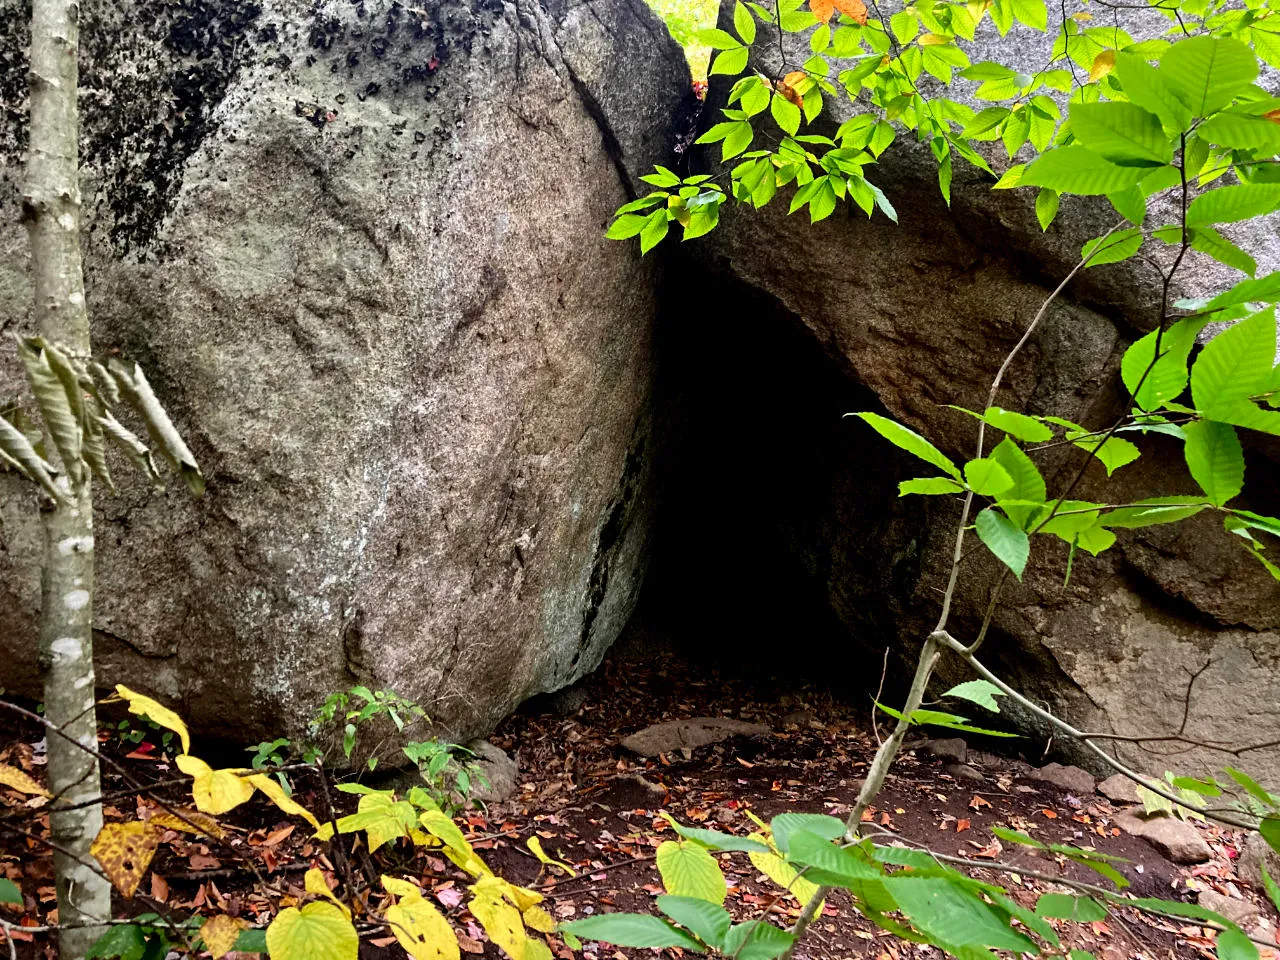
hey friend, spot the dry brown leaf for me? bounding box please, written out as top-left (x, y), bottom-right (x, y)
top-left (200, 914), bottom-right (249, 959)
top-left (0, 764), bottom-right (49, 798)
top-left (90, 821), bottom-right (163, 898)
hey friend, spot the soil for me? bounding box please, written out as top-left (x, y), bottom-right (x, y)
top-left (1, 640), bottom-right (1276, 960)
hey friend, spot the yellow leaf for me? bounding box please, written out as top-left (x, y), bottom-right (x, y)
top-left (470, 878), bottom-right (527, 960)
top-left (420, 810), bottom-right (471, 856)
top-left (522, 906), bottom-right (556, 934)
top-left (525, 939), bottom-right (553, 960)
top-left (388, 895), bottom-right (461, 960)
top-left (146, 808), bottom-right (226, 840)
top-left (445, 846), bottom-right (493, 879)
top-left (1072, 10), bottom-right (1093, 19)
top-left (918, 32), bottom-right (950, 44)
top-left (247, 774), bottom-right (320, 829)
top-left (90, 821), bottom-right (162, 898)
top-left (305, 867), bottom-right (352, 920)
top-left (747, 833), bottom-right (823, 906)
top-left (177, 755), bottom-right (256, 815)
top-left (656, 840), bottom-right (727, 904)
top-left (0, 763), bottom-right (49, 798)
top-left (1089, 49), bottom-right (1115, 81)
top-left (200, 915), bottom-right (249, 959)
top-left (383, 875), bottom-right (424, 900)
top-left (266, 902), bottom-right (358, 960)
top-left (525, 837), bottom-right (576, 878)
top-left (111, 684), bottom-right (190, 755)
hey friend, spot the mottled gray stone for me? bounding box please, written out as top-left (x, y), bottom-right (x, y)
top-left (620, 718), bottom-right (771, 756)
top-left (1031, 763), bottom-right (1097, 795)
top-left (1116, 809), bottom-right (1212, 864)
top-left (0, 0), bottom-right (690, 743)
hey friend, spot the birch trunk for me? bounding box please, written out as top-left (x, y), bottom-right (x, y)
top-left (23, 0), bottom-right (112, 954)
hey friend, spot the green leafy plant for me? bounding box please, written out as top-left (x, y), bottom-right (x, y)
top-left (307, 685), bottom-right (428, 772)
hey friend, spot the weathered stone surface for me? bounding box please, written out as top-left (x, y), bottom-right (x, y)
top-left (465, 740), bottom-right (519, 803)
top-left (918, 738), bottom-right (967, 764)
top-left (1030, 763), bottom-right (1096, 795)
top-left (620, 717), bottom-right (770, 756)
top-left (0, 0), bottom-right (690, 743)
top-left (1098, 774), bottom-right (1142, 806)
top-left (945, 763), bottom-right (984, 784)
top-left (684, 1), bottom-right (1280, 785)
top-left (1238, 833), bottom-right (1280, 889)
top-left (1198, 889), bottom-right (1263, 929)
top-left (1116, 810), bottom-right (1212, 864)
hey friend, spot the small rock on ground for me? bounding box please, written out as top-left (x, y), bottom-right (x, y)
top-left (620, 718), bottom-right (770, 756)
top-left (945, 763), bottom-right (984, 783)
top-left (1198, 889), bottom-right (1263, 928)
top-left (1098, 773), bottom-right (1141, 805)
top-left (1238, 832), bottom-right (1280, 889)
top-left (918, 738), bottom-right (967, 764)
top-left (465, 740), bottom-right (519, 802)
top-left (1116, 809), bottom-right (1212, 864)
top-left (1031, 762), bottom-right (1097, 795)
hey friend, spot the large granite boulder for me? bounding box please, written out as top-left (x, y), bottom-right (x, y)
top-left (0, 0), bottom-right (691, 743)
top-left (668, 4), bottom-right (1280, 782)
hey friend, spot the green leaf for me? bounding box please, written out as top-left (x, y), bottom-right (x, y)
top-left (87, 925), bottom-right (148, 960)
top-left (1070, 433), bottom-right (1141, 475)
top-left (1021, 146), bottom-right (1153, 194)
top-left (964, 457), bottom-right (1014, 496)
top-left (639, 210), bottom-right (669, 255)
top-left (1122, 317), bottom-right (1207, 410)
top-left (771, 94), bottom-right (802, 135)
top-left (1261, 817), bottom-right (1280, 855)
top-left (850, 413), bottom-right (962, 480)
top-left (1198, 111), bottom-right (1280, 152)
top-left (1082, 228), bottom-right (1143, 267)
top-left (1036, 894), bottom-right (1108, 922)
top-left (1217, 927), bottom-right (1260, 960)
top-left (698, 28), bottom-right (742, 49)
top-left (659, 814), bottom-right (770, 852)
top-left (1191, 309), bottom-right (1277, 417)
top-left (787, 831), bottom-right (882, 886)
top-left (882, 877), bottom-right (1038, 952)
top-left (943, 680), bottom-right (1007, 711)
top-left (975, 507), bottom-right (1030, 579)
top-left (1261, 865), bottom-right (1280, 916)
top-left (1036, 188), bottom-right (1059, 230)
top-left (266, 902), bottom-right (359, 960)
top-left (770, 813), bottom-right (846, 853)
top-left (710, 46), bottom-right (750, 76)
top-left (734, 2), bottom-right (757, 44)
top-left (1190, 227), bottom-right (1257, 277)
top-left (1187, 184), bottom-right (1280, 226)
top-left (640, 166), bottom-right (681, 188)
top-left (232, 929), bottom-right (269, 953)
top-left (974, 407), bottom-right (1054, 442)
top-left (1160, 37), bottom-right (1257, 118)
top-left (656, 840), bottom-right (727, 904)
top-left (1108, 185), bottom-right (1146, 226)
top-left (561, 914), bottom-right (705, 952)
top-left (719, 922), bottom-right (795, 960)
top-left (878, 703), bottom-right (1018, 738)
top-left (900, 477), bottom-right (966, 496)
top-left (0, 877), bottom-right (20, 906)
top-left (990, 437), bottom-right (1046, 529)
top-left (1183, 420), bottom-right (1244, 506)
top-left (1069, 102), bottom-right (1171, 166)
top-left (1113, 52), bottom-right (1191, 132)
top-left (656, 896), bottom-right (731, 949)
top-left (1102, 496), bottom-right (1208, 528)
top-left (606, 214), bottom-right (650, 240)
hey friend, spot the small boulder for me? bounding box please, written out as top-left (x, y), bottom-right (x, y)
top-left (1198, 889), bottom-right (1262, 928)
top-left (1031, 763), bottom-right (1097, 795)
top-left (945, 763), bottom-right (985, 783)
top-left (919, 738), bottom-right (968, 764)
top-left (620, 718), bottom-right (771, 757)
top-left (1238, 833), bottom-right (1280, 889)
top-left (465, 740), bottom-right (519, 803)
top-left (1116, 809), bottom-right (1212, 864)
top-left (1098, 774), bottom-right (1142, 805)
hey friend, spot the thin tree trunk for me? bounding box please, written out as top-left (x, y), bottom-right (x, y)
top-left (23, 0), bottom-right (112, 955)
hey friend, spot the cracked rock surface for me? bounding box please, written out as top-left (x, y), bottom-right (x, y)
top-left (0, 0), bottom-right (691, 743)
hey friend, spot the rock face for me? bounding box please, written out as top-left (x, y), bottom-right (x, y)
top-left (0, 0), bottom-right (691, 743)
top-left (671, 2), bottom-right (1280, 784)
top-left (1115, 810), bottom-right (1212, 864)
top-left (620, 718), bottom-right (771, 756)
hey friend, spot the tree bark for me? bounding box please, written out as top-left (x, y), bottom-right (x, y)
top-left (23, 0), bottom-right (112, 955)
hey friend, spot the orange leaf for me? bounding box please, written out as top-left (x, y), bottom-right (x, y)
top-left (969, 795), bottom-right (991, 809)
top-left (956, 819), bottom-right (971, 833)
top-left (1040, 809), bottom-right (1058, 819)
top-left (1264, 109), bottom-right (1280, 124)
top-left (91, 821), bottom-right (163, 898)
top-left (810, 0), bottom-right (835, 22)
top-left (832, 0), bottom-right (869, 23)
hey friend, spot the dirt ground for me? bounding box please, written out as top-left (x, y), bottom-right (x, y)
top-left (2, 640), bottom-right (1276, 960)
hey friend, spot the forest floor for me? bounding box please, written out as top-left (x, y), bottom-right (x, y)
top-left (1, 639), bottom-right (1276, 960)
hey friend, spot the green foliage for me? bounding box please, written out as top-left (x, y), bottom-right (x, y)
top-left (644, 0), bottom-right (719, 79)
